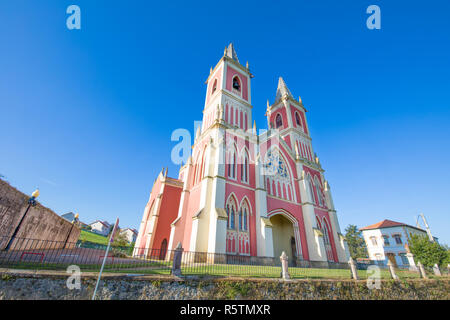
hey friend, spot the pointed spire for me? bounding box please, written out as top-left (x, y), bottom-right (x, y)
top-left (225, 43), bottom-right (239, 62)
top-left (266, 100), bottom-right (270, 109)
top-left (210, 67), bottom-right (213, 74)
top-left (276, 77), bottom-right (293, 102)
top-left (252, 120), bottom-right (257, 135)
top-left (246, 61), bottom-right (249, 69)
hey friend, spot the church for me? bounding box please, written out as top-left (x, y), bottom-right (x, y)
top-left (134, 44), bottom-right (350, 267)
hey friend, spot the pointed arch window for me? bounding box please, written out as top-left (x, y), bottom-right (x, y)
top-left (275, 114), bottom-right (283, 128)
top-left (314, 176), bottom-right (325, 207)
top-left (241, 151), bottom-right (249, 183)
top-left (295, 112), bottom-right (302, 128)
top-left (322, 219), bottom-right (331, 245)
top-left (227, 147), bottom-right (237, 179)
top-left (211, 79), bottom-right (218, 95)
top-left (239, 200), bottom-right (250, 232)
top-left (306, 174), bottom-right (315, 203)
top-left (232, 76), bottom-right (241, 91)
top-left (226, 198), bottom-right (237, 230)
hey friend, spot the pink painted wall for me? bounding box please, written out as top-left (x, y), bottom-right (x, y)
top-left (314, 208), bottom-right (338, 262)
top-left (224, 185), bottom-right (257, 256)
top-left (269, 107), bottom-right (288, 130)
top-left (205, 66), bottom-right (223, 106)
top-left (225, 66), bottom-right (248, 101)
top-left (152, 184), bottom-right (182, 252)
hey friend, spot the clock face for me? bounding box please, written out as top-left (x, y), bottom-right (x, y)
top-left (263, 150), bottom-right (289, 181)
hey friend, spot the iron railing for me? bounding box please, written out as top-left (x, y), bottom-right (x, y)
top-left (0, 236), bottom-right (427, 280)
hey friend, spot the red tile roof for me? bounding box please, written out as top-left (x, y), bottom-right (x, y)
top-left (360, 219), bottom-right (407, 231)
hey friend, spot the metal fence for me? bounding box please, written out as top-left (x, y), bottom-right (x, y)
top-left (0, 236), bottom-right (434, 280)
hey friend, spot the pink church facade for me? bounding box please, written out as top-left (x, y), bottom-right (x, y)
top-left (134, 44), bottom-right (350, 267)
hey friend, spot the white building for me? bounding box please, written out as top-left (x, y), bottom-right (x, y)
top-left (360, 219), bottom-right (437, 267)
top-left (89, 220), bottom-right (111, 236)
top-left (120, 228), bottom-right (138, 244)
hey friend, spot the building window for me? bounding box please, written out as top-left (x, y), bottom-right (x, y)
top-left (314, 176), bottom-right (325, 207)
top-left (232, 76), bottom-right (241, 91)
top-left (241, 151), bottom-right (249, 183)
top-left (399, 253), bottom-right (409, 266)
top-left (211, 79), bottom-right (217, 95)
top-left (295, 112), bottom-right (302, 127)
top-left (370, 236), bottom-right (377, 246)
top-left (383, 235), bottom-right (390, 246)
top-left (226, 202), bottom-right (236, 230)
top-left (306, 174), bottom-right (315, 203)
top-left (238, 205), bottom-right (249, 232)
top-left (393, 234), bottom-right (402, 244)
top-left (275, 114), bottom-right (283, 128)
top-left (227, 148), bottom-right (236, 179)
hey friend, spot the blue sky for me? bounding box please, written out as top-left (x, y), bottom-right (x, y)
top-left (1, 1), bottom-right (449, 244)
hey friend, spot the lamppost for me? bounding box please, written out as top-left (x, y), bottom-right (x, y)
top-left (63, 213), bottom-right (79, 249)
top-left (4, 189), bottom-right (40, 251)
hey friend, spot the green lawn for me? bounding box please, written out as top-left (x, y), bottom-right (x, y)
top-left (79, 230), bottom-right (109, 245)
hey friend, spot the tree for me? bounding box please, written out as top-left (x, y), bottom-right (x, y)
top-left (344, 224), bottom-right (368, 260)
top-left (408, 234), bottom-right (448, 269)
top-left (111, 231), bottom-right (129, 248)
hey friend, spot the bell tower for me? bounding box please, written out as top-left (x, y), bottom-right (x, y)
top-left (201, 43), bottom-right (254, 134)
top-left (266, 77), bottom-right (314, 162)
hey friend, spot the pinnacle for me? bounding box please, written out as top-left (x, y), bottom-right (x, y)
top-left (275, 77), bottom-right (293, 101)
top-left (225, 43), bottom-right (239, 62)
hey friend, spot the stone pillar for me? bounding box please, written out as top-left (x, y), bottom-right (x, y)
top-left (348, 257), bottom-right (359, 280)
top-left (417, 261), bottom-right (428, 279)
top-left (433, 264), bottom-right (442, 276)
top-left (171, 242), bottom-right (183, 277)
top-left (406, 253), bottom-right (418, 271)
top-left (387, 260), bottom-right (399, 281)
top-left (280, 251), bottom-right (290, 280)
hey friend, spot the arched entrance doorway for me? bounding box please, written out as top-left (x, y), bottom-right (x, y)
top-left (269, 210), bottom-right (302, 266)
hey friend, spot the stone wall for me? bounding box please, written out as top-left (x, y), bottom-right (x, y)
top-left (0, 271), bottom-right (448, 300)
top-left (0, 179), bottom-right (80, 249)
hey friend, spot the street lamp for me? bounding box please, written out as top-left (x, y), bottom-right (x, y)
top-left (4, 189), bottom-right (40, 251)
top-left (63, 213), bottom-right (79, 249)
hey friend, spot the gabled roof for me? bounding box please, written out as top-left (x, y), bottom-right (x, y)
top-left (89, 220), bottom-right (110, 228)
top-left (121, 228), bottom-right (137, 234)
top-left (360, 219), bottom-right (425, 232)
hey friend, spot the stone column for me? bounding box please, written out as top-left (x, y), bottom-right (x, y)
top-left (406, 252), bottom-right (417, 271)
top-left (172, 242), bottom-right (183, 277)
top-left (280, 251), bottom-right (290, 280)
top-left (348, 257), bottom-right (359, 280)
top-left (387, 260), bottom-right (399, 281)
top-left (432, 264), bottom-right (442, 276)
top-left (417, 261), bottom-right (428, 279)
